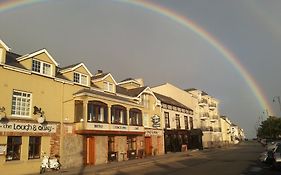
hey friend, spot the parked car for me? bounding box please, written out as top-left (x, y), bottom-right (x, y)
top-left (267, 141), bottom-right (281, 151)
top-left (263, 142), bottom-right (281, 169)
top-left (259, 142), bottom-right (281, 165)
top-left (272, 143), bottom-right (281, 169)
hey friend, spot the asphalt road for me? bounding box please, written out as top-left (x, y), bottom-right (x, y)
top-left (46, 141), bottom-right (281, 175)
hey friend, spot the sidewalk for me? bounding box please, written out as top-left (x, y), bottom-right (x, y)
top-left (41, 149), bottom-right (202, 175)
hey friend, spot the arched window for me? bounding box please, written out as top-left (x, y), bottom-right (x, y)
top-left (111, 105), bottom-right (127, 124)
top-left (88, 101), bottom-right (108, 123)
top-left (129, 108), bottom-right (142, 126)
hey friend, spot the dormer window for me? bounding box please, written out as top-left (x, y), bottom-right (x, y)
top-left (32, 59), bottom-right (51, 76)
top-left (74, 72), bottom-right (88, 86)
top-left (104, 81), bottom-right (114, 93)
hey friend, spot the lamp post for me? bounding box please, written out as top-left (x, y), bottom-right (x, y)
top-left (273, 96), bottom-right (281, 116)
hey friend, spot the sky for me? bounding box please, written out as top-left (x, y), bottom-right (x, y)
top-left (0, 0), bottom-right (280, 138)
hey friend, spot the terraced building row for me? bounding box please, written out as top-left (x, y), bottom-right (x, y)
top-left (0, 39), bottom-right (245, 175)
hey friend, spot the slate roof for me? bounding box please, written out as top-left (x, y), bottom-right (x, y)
top-left (120, 78), bottom-right (135, 82)
top-left (184, 88), bottom-right (197, 92)
top-left (154, 92), bottom-right (193, 111)
top-left (5, 51), bottom-right (26, 69)
top-left (59, 63), bottom-right (81, 71)
top-left (116, 86), bottom-right (147, 97)
top-left (91, 72), bottom-right (110, 80)
top-left (185, 88), bottom-right (208, 96)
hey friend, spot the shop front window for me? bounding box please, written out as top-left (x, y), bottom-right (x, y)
top-left (28, 136), bottom-right (41, 159)
top-left (175, 114), bottom-right (180, 129)
top-left (164, 112), bottom-right (170, 128)
top-left (184, 116), bottom-right (189, 130)
top-left (6, 136), bottom-right (22, 161)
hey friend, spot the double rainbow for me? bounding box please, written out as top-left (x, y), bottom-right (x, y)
top-left (0, 0), bottom-right (273, 115)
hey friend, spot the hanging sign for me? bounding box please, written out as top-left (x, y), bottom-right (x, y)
top-left (151, 115), bottom-right (161, 128)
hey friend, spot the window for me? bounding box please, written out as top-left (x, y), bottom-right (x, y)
top-left (6, 136), bottom-right (22, 161)
top-left (111, 105), bottom-right (127, 124)
top-left (32, 59), bottom-right (52, 76)
top-left (190, 117), bottom-right (194, 129)
top-left (88, 101), bottom-right (108, 123)
top-left (103, 81), bottom-right (114, 92)
top-left (141, 94), bottom-right (150, 109)
top-left (184, 116), bottom-right (189, 130)
top-left (74, 100), bottom-right (83, 122)
top-left (42, 63), bottom-right (51, 75)
top-left (175, 114), bottom-right (180, 129)
top-left (11, 90), bottom-right (31, 117)
top-left (127, 137), bottom-right (137, 151)
top-left (28, 136), bottom-right (41, 159)
top-left (129, 108), bottom-right (142, 126)
top-left (74, 72), bottom-right (88, 86)
top-left (164, 112), bottom-right (170, 128)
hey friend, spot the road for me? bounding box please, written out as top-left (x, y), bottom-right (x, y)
top-left (48, 141), bottom-right (281, 175)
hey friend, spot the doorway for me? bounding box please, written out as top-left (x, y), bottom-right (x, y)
top-left (86, 137), bottom-right (95, 165)
top-left (145, 137), bottom-right (152, 156)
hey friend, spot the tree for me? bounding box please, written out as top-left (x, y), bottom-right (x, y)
top-left (257, 116), bottom-right (281, 139)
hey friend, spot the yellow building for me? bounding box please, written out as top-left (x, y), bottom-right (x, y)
top-left (0, 39), bottom-right (167, 174)
top-left (0, 40), bottom-right (95, 174)
top-left (118, 78), bottom-right (164, 156)
top-left (185, 88), bottom-right (222, 148)
top-left (151, 83), bottom-right (203, 150)
top-left (220, 116), bottom-right (232, 146)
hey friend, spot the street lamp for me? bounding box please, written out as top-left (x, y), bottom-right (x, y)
top-left (273, 96), bottom-right (281, 116)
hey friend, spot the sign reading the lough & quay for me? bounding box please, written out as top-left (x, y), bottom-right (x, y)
top-left (0, 122), bottom-right (57, 133)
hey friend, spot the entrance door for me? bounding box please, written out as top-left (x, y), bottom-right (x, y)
top-left (145, 137), bottom-right (152, 156)
top-left (86, 137), bottom-right (95, 165)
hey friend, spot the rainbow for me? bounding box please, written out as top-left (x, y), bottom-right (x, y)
top-left (0, 0), bottom-right (274, 114)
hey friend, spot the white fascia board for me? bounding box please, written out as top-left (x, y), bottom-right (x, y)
top-left (0, 40), bottom-right (11, 51)
top-left (118, 79), bottom-right (140, 85)
top-left (72, 63), bottom-right (93, 77)
top-left (16, 49), bottom-right (59, 66)
top-left (54, 78), bottom-right (74, 85)
top-left (104, 73), bottom-right (117, 85)
top-left (92, 73), bottom-right (117, 85)
top-left (137, 87), bottom-right (157, 100)
top-left (3, 64), bottom-right (31, 74)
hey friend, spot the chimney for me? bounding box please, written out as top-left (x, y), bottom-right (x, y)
top-left (96, 69), bottom-right (103, 75)
top-left (135, 78), bottom-right (144, 87)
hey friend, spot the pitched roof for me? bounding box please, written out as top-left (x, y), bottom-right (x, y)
top-left (74, 88), bottom-right (133, 103)
top-left (0, 40), bottom-right (11, 51)
top-left (201, 91), bottom-right (208, 96)
top-left (184, 88), bottom-right (197, 92)
top-left (59, 62), bottom-right (93, 76)
top-left (154, 92), bottom-right (193, 111)
top-left (16, 49), bottom-right (59, 66)
top-left (5, 51), bottom-right (27, 69)
top-left (116, 86), bottom-right (147, 97)
top-left (60, 63), bottom-right (81, 71)
top-left (120, 78), bottom-right (135, 82)
top-left (91, 72), bottom-right (110, 80)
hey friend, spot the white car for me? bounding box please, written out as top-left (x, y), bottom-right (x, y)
top-left (272, 144), bottom-right (281, 169)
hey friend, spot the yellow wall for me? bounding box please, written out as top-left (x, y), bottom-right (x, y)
top-left (0, 62), bottom-right (89, 174)
top-left (0, 136), bottom-right (51, 175)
